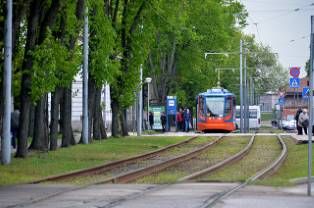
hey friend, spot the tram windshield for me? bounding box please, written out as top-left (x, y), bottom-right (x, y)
top-left (205, 97), bottom-right (224, 117)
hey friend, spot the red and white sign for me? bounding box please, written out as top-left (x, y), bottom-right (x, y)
top-left (289, 67), bottom-right (300, 78)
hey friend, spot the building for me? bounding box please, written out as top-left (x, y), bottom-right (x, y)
top-left (281, 77), bottom-right (308, 120)
top-left (260, 91), bottom-right (279, 112)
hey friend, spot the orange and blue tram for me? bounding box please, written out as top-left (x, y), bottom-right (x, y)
top-left (196, 88), bottom-right (236, 132)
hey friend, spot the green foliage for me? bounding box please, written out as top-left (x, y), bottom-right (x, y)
top-left (88, 0), bottom-right (118, 87)
top-left (30, 31), bottom-right (58, 101)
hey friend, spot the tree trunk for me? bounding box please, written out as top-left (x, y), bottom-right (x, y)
top-left (29, 94), bottom-right (49, 151)
top-left (49, 87), bottom-right (62, 150)
top-left (121, 109), bottom-right (128, 136)
top-left (61, 86), bottom-right (75, 147)
top-left (93, 86), bottom-right (102, 140)
top-left (111, 93), bottom-right (120, 137)
top-left (16, 0), bottom-right (41, 158)
top-left (87, 78), bottom-right (96, 142)
top-left (100, 110), bottom-right (107, 139)
top-left (28, 104), bottom-right (35, 138)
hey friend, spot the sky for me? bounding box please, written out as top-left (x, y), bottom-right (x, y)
top-left (240, 0), bottom-right (314, 77)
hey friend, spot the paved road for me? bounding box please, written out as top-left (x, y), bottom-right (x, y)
top-left (1, 183), bottom-right (313, 208)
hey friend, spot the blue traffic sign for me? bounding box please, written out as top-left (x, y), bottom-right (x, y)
top-left (289, 78), bottom-right (300, 88)
top-left (302, 87), bottom-right (309, 98)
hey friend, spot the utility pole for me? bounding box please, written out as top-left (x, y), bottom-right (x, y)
top-left (240, 40), bottom-right (244, 133)
top-left (82, 6), bottom-right (89, 144)
top-left (244, 48), bottom-right (249, 133)
top-left (1, 0), bottom-right (12, 165)
top-left (137, 65), bottom-right (143, 136)
top-left (307, 15), bottom-right (314, 196)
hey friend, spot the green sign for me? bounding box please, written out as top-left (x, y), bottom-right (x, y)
top-left (149, 106), bottom-right (165, 130)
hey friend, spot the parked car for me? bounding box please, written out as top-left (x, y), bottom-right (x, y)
top-left (281, 119), bottom-right (296, 130)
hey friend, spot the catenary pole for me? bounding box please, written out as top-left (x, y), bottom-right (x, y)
top-left (137, 65), bottom-right (143, 136)
top-left (307, 15), bottom-right (314, 196)
top-left (240, 40), bottom-right (244, 133)
top-left (1, 0), bottom-right (12, 165)
top-left (244, 48), bottom-right (249, 133)
top-left (82, 6), bottom-right (89, 144)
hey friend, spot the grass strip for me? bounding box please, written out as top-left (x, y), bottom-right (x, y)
top-left (0, 136), bottom-right (188, 186)
top-left (256, 136), bottom-right (314, 186)
top-left (135, 137), bottom-right (249, 184)
top-left (198, 136), bottom-right (281, 182)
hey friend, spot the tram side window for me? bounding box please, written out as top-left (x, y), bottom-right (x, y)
top-left (224, 97), bottom-right (232, 116)
top-left (199, 97), bottom-right (204, 116)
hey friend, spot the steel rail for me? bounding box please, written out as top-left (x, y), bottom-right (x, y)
top-left (178, 135), bottom-right (255, 182)
top-left (198, 134), bottom-right (288, 208)
top-left (94, 136), bottom-right (225, 184)
top-left (31, 136), bottom-right (199, 184)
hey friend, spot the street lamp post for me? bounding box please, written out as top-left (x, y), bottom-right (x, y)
top-left (145, 77), bottom-right (152, 130)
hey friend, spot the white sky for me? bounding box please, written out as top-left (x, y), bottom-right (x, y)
top-left (240, 0), bottom-right (314, 77)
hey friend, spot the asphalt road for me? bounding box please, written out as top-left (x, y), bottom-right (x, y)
top-left (1, 183), bottom-right (313, 208)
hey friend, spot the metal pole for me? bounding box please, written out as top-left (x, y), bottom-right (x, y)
top-left (82, 6), bottom-right (89, 144)
top-left (147, 82), bottom-right (150, 129)
top-left (244, 48), bottom-right (248, 132)
top-left (137, 65), bottom-right (143, 136)
top-left (240, 40), bottom-right (244, 133)
top-left (307, 15), bottom-right (314, 196)
top-left (2, 0), bottom-right (12, 165)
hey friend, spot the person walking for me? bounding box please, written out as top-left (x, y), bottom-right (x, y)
top-left (295, 107), bottom-right (303, 135)
top-left (149, 111), bottom-right (154, 130)
top-left (184, 108), bottom-right (191, 132)
top-left (298, 108), bottom-right (309, 135)
top-left (160, 112), bottom-right (167, 132)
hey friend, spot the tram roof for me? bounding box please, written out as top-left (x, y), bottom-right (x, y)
top-left (198, 88), bottom-right (235, 97)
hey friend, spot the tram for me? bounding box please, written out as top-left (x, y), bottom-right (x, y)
top-left (196, 88), bottom-right (236, 132)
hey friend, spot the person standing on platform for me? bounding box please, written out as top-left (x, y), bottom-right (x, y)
top-left (295, 107), bottom-right (303, 135)
top-left (161, 112), bottom-right (167, 132)
top-left (298, 108), bottom-right (309, 135)
top-left (184, 108), bottom-right (191, 132)
top-left (176, 109), bottom-right (183, 131)
top-left (149, 111), bottom-right (154, 130)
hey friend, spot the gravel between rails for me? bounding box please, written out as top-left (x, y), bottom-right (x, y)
top-left (197, 136), bottom-right (281, 182)
top-left (134, 136), bottom-right (250, 184)
top-left (54, 137), bottom-right (216, 185)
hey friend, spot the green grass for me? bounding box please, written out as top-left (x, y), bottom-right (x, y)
top-left (256, 126), bottom-right (285, 134)
top-left (0, 136), bottom-right (188, 186)
top-left (198, 136), bottom-right (281, 182)
top-left (256, 137), bottom-right (314, 186)
top-left (135, 136), bottom-right (250, 184)
top-left (261, 113), bottom-right (273, 121)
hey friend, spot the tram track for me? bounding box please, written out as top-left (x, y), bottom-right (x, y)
top-left (31, 136), bottom-right (200, 184)
top-left (6, 134), bottom-right (287, 208)
top-left (6, 136), bottom-right (222, 208)
top-left (198, 134), bottom-right (287, 208)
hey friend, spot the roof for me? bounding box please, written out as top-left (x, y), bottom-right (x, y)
top-left (198, 88), bottom-right (235, 97)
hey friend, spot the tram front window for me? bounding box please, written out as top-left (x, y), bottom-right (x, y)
top-left (206, 97), bottom-right (224, 117)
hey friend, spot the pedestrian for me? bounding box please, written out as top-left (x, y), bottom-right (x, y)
top-left (295, 107), bottom-right (303, 135)
top-left (149, 111), bottom-right (154, 130)
top-left (160, 112), bottom-right (167, 132)
top-left (11, 109), bottom-right (20, 149)
top-left (298, 108), bottom-right (309, 135)
top-left (184, 108), bottom-right (191, 132)
top-left (176, 109), bottom-right (183, 131)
